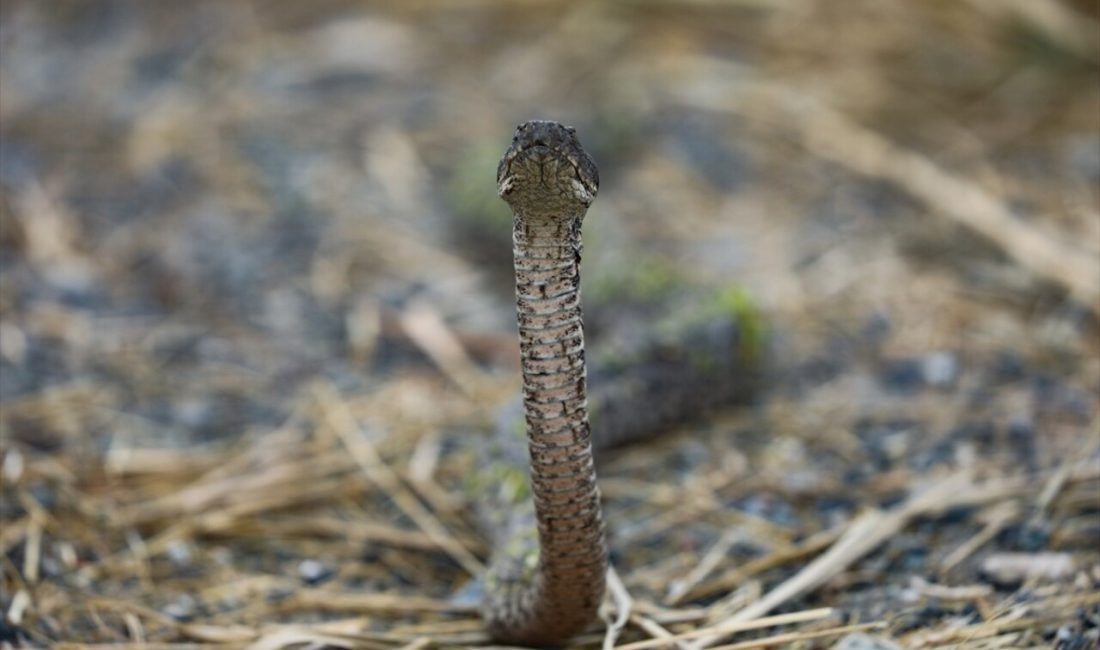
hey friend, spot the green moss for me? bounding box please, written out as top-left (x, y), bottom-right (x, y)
top-left (499, 464), bottom-right (531, 503)
top-left (487, 532), bottom-right (541, 586)
top-left (510, 539), bottom-right (539, 576)
top-left (468, 459), bottom-right (531, 504)
top-left (511, 414), bottom-right (526, 439)
top-left (714, 285), bottom-right (767, 363)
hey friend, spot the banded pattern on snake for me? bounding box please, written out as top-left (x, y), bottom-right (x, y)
top-left (482, 121), bottom-right (605, 645)
top-left (479, 121), bottom-right (756, 646)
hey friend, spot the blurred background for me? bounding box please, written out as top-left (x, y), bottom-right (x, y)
top-left (1, 1), bottom-right (1098, 646)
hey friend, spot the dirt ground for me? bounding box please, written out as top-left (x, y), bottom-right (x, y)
top-left (1, 1), bottom-right (1098, 648)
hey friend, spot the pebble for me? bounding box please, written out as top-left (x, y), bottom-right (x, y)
top-left (1, 448), bottom-right (24, 483)
top-left (162, 594), bottom-right (197, 622)
top-left (921, 351), bottom-right (958, 387)
top-left (172, 399), bottom-right (211, 430)
top-left (298, 558), bottom-right (333, 585)
top-left (835, 633), bottom-right (903, 650)
top-left (166, 540), bottom-right (193, 567)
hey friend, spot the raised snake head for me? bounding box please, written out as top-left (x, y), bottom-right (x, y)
top-left (497, 120), bottom-right (599, 216)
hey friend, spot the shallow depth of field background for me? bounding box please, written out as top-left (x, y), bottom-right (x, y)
top-left (1, 1), bottom-right (1098, 647)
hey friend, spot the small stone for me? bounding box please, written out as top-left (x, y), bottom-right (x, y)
top-left (172, 398), bottom-right (211, 429)
top-left (835, 633), bottom-right (903, 650)
top-left (921, 351), bottom-right (958, 387)
top-left (163, 594), bottom-right (197, 622)
top-left (1, 448), bottom-right (24, 483)
top-left (166, 540), bottom-right (193, 566)
top-left (298, 558), bottom-right (333, 585)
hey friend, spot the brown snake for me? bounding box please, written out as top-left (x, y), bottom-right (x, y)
top-left (480, 121), bottom-right (757, 645)
top-left (482, 120), bottom-right (605, 645)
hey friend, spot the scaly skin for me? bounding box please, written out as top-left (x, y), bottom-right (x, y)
top-left (482, 121), bottom-right (605, 645)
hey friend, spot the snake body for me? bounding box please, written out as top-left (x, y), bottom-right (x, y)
top-left (483, 121), bottom-right (605, 645)
top-left (481, 121), bottom-right (758, 645)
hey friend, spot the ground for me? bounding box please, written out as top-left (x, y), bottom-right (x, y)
top-left (0, 2), bottom-right (1098, 648)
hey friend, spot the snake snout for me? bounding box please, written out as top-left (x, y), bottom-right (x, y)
top-left (513, 120), bottom-right (576, 154)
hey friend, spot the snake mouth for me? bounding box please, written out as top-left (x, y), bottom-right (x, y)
top-left (505, 147), bottom-right (575, 181)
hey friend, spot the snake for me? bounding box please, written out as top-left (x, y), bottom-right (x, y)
top-left (479, 121), bottom-right (758, 645)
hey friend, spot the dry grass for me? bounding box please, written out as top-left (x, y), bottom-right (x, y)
top-left (1, 1), bottom-right (1098, 647)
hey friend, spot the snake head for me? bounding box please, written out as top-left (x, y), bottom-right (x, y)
top-left (497, 120), bottom-right (599, 211)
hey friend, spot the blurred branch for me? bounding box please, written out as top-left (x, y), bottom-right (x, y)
top-left (965, 0), bottom-right (1100, 63)
top-left (660, 57), bottom-right (1100, 312)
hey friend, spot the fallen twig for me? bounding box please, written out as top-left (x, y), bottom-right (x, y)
top-left (663, 56), bottom-right (1100, 311)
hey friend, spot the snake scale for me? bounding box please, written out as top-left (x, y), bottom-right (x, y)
top-left (478, 121), bottom-right (757, 646)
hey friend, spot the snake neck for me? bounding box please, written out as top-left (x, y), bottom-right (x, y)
top-left (481, 213), bottom-right (607, 646)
